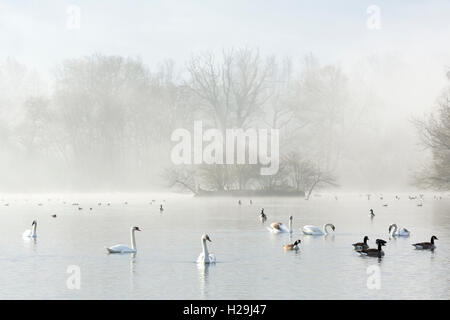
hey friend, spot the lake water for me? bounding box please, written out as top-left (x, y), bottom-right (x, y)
top-left (0, 192), bottom-right (448, 299)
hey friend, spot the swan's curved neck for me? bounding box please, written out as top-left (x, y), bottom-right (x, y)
top-left (202, 239), bottom-right (209, 259)
top-left (323, 224), bottom-right (332, 234)
top-left (390, 224), bottom-right (398, 236)
top-left (131, 229), bottom-right (137, 250)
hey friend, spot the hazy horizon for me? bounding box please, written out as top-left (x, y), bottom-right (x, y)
top-left (1, 1), bottom-right (450, 193)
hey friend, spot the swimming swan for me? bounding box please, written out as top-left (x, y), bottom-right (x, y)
top-left (389, 224), bottom-right (410, 237)
top-left (197, 234), bottom-right (216, 264)
top-left (106, 226), bottom-right (141, 253)
top-left (267, 216), bottom-right (292, 233)
top-left (302, 223), bottom-right (335, 235)
top-left (23, 220), bottom-right (37, 239)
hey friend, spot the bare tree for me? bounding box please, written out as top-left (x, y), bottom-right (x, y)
top-left (284, 152), bottom-right (337, 199)
top-left (413, 87), bottom-right (450, 189)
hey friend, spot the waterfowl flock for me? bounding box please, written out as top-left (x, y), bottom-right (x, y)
top-left (0, 193), bottom-right (443, 279)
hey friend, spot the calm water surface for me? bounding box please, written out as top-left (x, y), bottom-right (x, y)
top-left (0, 193), bottom-right (448, 299)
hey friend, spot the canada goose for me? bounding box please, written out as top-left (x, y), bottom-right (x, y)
top-left (352, 236), bottom-right (369, 251)
top-left (284, 239), bottom-right (301, 251)
top-left (302, 223), bottom-right (335, 236)
top-left (106, 226), bottom-right (141, 253)
top-left (412, 236), bottom-right (438, 250)
top-left (369, 209), bottom-right (375, 217)
top-left (51, 214), bottom-right (57, 218)
top-left (197, 234), bottom-right (216, 264)
top-left (160, 204), bottom-right (164, 212)
top-left (260, 208), bottom-right (267, 222)
top-left (268, 216), bottom-right (292, 233)
top-left (359, 239), bottom-right (387, 257)
top-left (389, 224), bottom-right (410, 237)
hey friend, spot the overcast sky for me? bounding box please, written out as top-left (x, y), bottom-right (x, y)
top-left (1, 0), bottom-right (450, 70)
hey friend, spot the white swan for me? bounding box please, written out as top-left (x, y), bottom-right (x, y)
top-left (23, 220), bottom-right (37, 239)
top-left (389, 224), bottom-right (410, 237)
top-left (106, 226), bottom-right (141, 253)
top-left (267, 216), bottom-right (292, 234)
top-left (197, 234), bottom-right (216, 264)
top-left (302, 223), bottom-right (335, 235)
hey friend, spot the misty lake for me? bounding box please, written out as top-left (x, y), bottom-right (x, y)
top-left (0, 193), bottom-right (448, 299)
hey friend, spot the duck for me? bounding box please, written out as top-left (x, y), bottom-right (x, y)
top-left (197, 234), bottom-right (216, 264)
top-left (389, 223), bottom-right (410, 237)
top-left (23, 220), bottom-right (37, 239)
top-left (267, 216), bottom-right (292, 233)
top-left (302, 223), bottom-right (335, 236)
top-left (352, 236), bottom-right (369, 251)
top-left (359, 239), bottom-right (387, 257)
top-left (412, 236), bottom-right (438, 250)
top-left (106, 226), bottom-right (141, 254)
top-left (284, 239), bottom-right (301, 251)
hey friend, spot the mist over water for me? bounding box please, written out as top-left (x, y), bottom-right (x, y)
top-left (0, 1), bottom-right (449, 301)
top-left (0, 2), bottom-right (449, 193)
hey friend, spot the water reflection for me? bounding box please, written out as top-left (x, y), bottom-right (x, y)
top-left (130, 253), bottom-right (136, 274)
top-left (197, 263), bottom-right (211, 299)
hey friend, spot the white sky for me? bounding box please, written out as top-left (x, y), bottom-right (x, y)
top-left (1, 0), bottom-right (450, 70)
